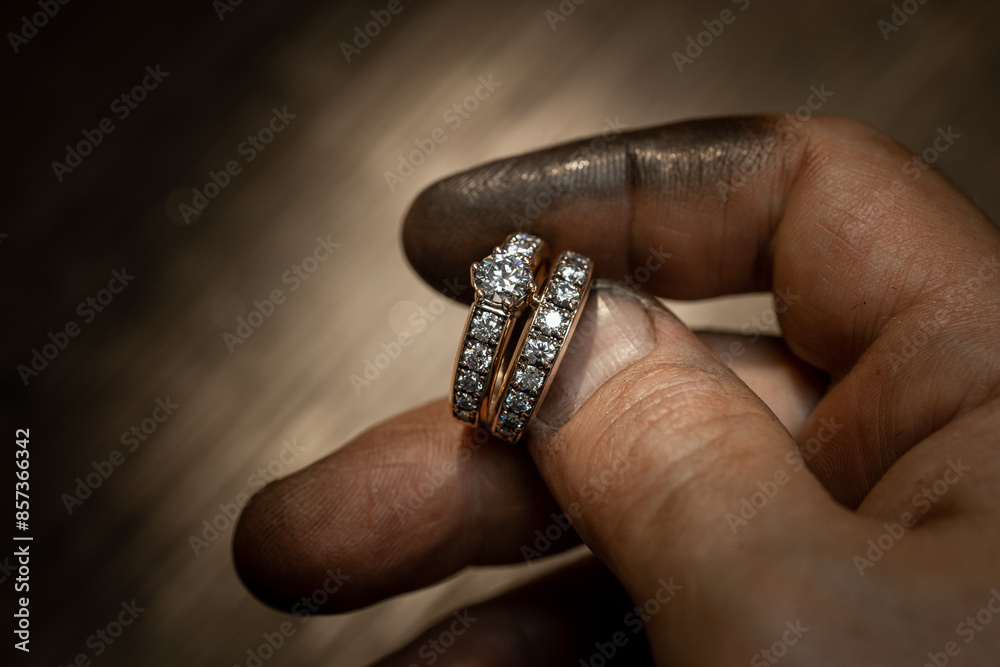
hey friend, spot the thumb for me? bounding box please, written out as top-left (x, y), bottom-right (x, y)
top-left (527, 282), bottom-right (849, 663)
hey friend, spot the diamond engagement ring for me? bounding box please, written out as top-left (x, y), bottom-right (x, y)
top-left (489, 251), bottom-right (593, 442)
top-left (450, 233), bottom-right (549, 426)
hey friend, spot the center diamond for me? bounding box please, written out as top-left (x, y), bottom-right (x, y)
top-left (474, 253), bottom-right (532, 301)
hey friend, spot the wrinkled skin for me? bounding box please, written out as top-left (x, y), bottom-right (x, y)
top-left (233, 116), bottom-right (1000, 665)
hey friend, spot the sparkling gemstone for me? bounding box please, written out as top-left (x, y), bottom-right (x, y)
top-left (474, 253), bottom-right (532, 300)
top-left (505, 391), bottom-right (534, 414)
top-left (503, 233), bottom-right (539, 256)
top-left (524, 337), bottom-right (557, 366)
top-left (514, 365), bottom-right (545, 393)
top-left (456, 369), bottom-right (484, 396)
top-left (557, 263), bottom-right (587, 284)
top-left (536, 306), bottom-right (569, 337)
top-left (455, 392), bottom-right (477, 411)
top-left (470, 309), bottom-right (502, 342)
top-left (495, 412), bottom-right (525, 439)
top-left (461, 341), bottom-right (492, 371)
top-left (549, 282), bottom-right (579, 308)
top-left (454, 408), bottom-right (477, 423)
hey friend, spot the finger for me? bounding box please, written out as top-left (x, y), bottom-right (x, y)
top-left (233, 299), bottom-right (824, 613)
top-left (232, 400), bottom-right (579, 613)
top-left (403, 115), bottom-right (1000, 506)
top-left (372, 556), bottom-right (653, 667)
top-left (524, 284), bottom-right (854, 664)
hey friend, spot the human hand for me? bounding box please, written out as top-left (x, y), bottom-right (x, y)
top-left (234, 116), bottom-right (1000, 665)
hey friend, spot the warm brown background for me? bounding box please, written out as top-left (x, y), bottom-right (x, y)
top-left (3, 0), bottom-right (998, 665)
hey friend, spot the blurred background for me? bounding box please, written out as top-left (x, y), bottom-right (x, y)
top-left (2, 0), bottom-right (998, 664)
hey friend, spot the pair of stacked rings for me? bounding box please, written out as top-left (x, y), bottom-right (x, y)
top-left (450, 233), bottom-right (594, 443)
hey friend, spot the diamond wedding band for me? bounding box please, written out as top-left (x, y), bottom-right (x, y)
top-left (450, 233), bottom-right (593, 443)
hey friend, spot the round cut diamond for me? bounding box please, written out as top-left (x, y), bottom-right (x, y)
top-left (524, 337), bottom-right (557, 367)
top-left (514, 365), bottom-right (545, 393)
top-left (505, 391), bottom-right (533, 414)
top-left (549, 282), bottom-right (579, 308)
top-left (475, 253), bottom-right (532, 301)
top-left (470, 309), bottom-right (502, 342)
top-left (462, 341), bottom-right (492, 371)
top-left (537, 306), bottom-right (568, 337)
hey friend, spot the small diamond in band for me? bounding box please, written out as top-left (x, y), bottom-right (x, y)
top-left (495, 412), bottom-right (525, 439)
top-left (470, 309), bottom-right (502, 342)
top-left (504, 391), bottom-right (534, 414)
top-left (514, 365), bottom-right (545, 393)
top-left (524, 336), bottom-right (558, 367)
top-left (455, 392), bottom-right (478, 412)
top-left (461, 340), bottom-right (493, 372)
top-left (455, 369), bottom-right (484, 396)
top-left (549, 282), bottom-right (580, 308)
top-left (536, 305), bottom-right (570, 337)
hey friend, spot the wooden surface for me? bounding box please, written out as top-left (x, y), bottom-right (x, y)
top-left (3, 0), bottom-right (999, 665)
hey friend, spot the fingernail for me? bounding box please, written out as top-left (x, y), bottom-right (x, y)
top-left (533, 281), bottom-right (660, 430)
